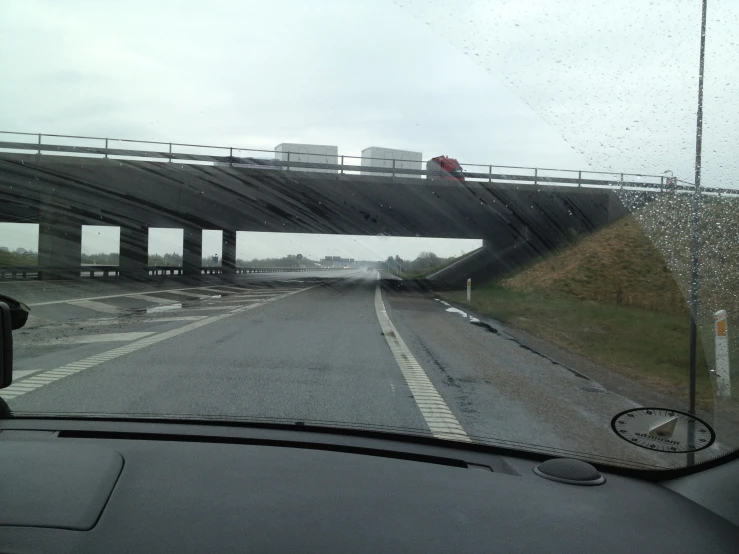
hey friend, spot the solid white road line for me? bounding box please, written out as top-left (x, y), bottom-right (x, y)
top-left (220, 293), bottom-right (279, 300)
top-left (229, 289), bottom-right (286, 293)
top-left (201, 300), bottom-right (274, 307)
top-left (127, 294), bottom-right (179, 304)
top-left (143, 316), bottom-right (208, 323)
top-left (374, 284), bottom-right (470, 442)
top-left (39, 332), bottom-right (156, 345)
top-left (198, 288), bottom-right (242, 294)
top-left (68, 299), bottom-right (122, 314)
top-left (1, 279), bottom-right (340, 401)
top-left (168, 306), bottom-right (232, 312)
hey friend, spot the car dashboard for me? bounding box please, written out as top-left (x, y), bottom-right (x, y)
top-left (1, 417), bottom-right (738, 553)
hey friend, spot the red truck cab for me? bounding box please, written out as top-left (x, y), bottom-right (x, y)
top-left (426, 155), bottom-right (465, 182)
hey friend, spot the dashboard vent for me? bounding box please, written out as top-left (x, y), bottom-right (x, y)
top-left (533, 458), bottom-right (605, 486)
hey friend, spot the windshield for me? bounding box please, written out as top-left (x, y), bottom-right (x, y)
top-left (1, 0), bottom-right (737, 471)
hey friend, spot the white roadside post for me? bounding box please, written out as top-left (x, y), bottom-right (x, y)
top-left (466, 278), bottom-right (471, 303)
top-left (713, 310), bottom-right (731, 398)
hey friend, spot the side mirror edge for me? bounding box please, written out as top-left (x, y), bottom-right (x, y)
top-left (0, 302), bottom-right (13, 389)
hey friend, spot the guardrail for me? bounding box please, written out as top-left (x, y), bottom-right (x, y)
top-left (0, 267), bottom-right (41, 280)
top-left (0, 266), bottom-right (121, 279)
top-left (148, 266), bottom-right (184, 277)
top-left (3, 130), bottom-right (733, 195)
top-left (0, 265), bottom-right (351, 280)
top-left (235, 266), bottom-right (349, 274)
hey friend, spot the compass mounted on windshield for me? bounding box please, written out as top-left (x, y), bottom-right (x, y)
top-left (610, 407), bottom-right (715, 453)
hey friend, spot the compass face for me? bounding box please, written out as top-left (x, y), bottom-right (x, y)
top-left (611, 408), bottom-right (716, 453)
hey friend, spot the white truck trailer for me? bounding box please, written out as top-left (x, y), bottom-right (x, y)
top-left (275, 143), bottom-right (339, 173)
top-left (360, 147), bottom-right (423, 178)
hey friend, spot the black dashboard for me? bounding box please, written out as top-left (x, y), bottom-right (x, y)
top-left (1, 418), bottom-right (738, 553)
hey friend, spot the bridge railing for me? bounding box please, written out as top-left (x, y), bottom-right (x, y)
top-left (1, 130), bottom-right (736, 196)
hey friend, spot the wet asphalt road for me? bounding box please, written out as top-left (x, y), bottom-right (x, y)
top-left (1, 270), bottom-right (694, 468)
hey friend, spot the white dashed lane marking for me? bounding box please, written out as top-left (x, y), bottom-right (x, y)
top-left (1, 281), bottom-right (335, 401)
top-left (374, 284), bottom-right (470, 442)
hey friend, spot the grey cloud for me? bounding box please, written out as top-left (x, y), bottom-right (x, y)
top-left (399, 0), bottom-right (738, 187)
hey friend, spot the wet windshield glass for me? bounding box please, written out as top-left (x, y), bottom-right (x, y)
top-left (0, 0), bottom-right (737, 470)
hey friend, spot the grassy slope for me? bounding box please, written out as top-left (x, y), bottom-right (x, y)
top-left (501, 216), bottom-right (686, 314)
top-left (444, 195), bottom-right (739, 410)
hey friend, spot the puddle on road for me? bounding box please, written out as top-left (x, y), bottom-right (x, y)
top-left (434, 298), bottom-right (504, 336)
top-left (436, 298), bottom-right (469, 318)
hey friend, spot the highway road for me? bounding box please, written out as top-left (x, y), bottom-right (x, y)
top-left (0, 270), bottom-right (714, 469)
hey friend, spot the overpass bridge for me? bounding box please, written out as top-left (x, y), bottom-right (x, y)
top-left (0, 132), bottom-right (689, 281)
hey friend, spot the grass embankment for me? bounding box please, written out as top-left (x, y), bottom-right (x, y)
top-left (443, 196), bottom-right (739, 411)
top-left (0, 250), bottom-right (37, 268)
top-left (445, 286), bottom-right (713, 407)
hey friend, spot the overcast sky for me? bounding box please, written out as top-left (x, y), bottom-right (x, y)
top-left (1, 0), bottom-right (735, 258)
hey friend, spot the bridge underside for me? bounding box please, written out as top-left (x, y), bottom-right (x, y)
top-left (0, 154), bottom-right (634, 280)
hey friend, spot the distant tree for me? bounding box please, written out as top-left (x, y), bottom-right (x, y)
top-left (414, 251), bottom-right (441, 269)
top-left (236, 255), bottom-right (317, 268)
top-left (149, 252), bottom-right (183, 266)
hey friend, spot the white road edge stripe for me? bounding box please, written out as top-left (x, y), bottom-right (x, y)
top-left (374, 283), bottom-right (470, 442)
top-left (2, 280), bottom-right (335, 401)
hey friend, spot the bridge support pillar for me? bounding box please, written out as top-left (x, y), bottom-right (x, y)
top-left (119, 225), bottom-right (149, 281)
top-left (222, 230), bottom-right (237, 275)
top-left (38, 201), bottom-right (82, 280)
top-left (183, 227), bottom-right (202, 276)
